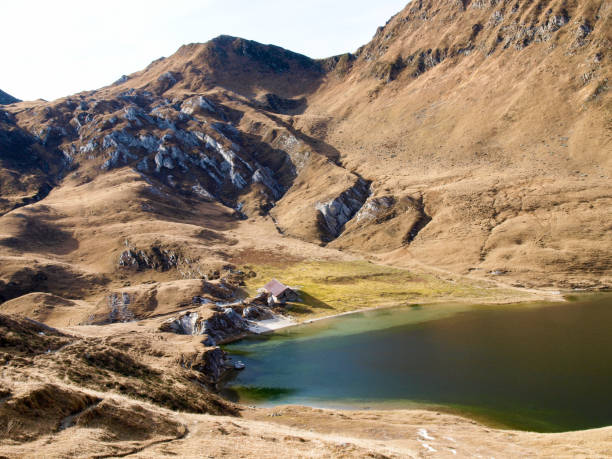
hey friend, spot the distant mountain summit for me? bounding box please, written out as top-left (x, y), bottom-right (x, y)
top-left (0, 89), bottom-right (19, 105)
top-left (108, 34), bottom-right (325, 101)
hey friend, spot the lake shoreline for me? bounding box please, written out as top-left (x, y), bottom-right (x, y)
top-left (224, 292), bottom-right (612, 433)
top-left (246, 287), bottom-right (569, 339)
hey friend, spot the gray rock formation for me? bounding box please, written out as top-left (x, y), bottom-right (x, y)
top-left (354, 196), bottom-right (396, 223)
top-left (2, 83), bottom-right (296, 218)
top-left (242, 305), bottom-right (274, 320)
top-left (204, 309), bottom-right (249, 343)
top-left (179, 347), bottom-right (229, 385)
top-left (162, 307), bottom-right (249, 344)
top-left (316, 178), bottom-right (370, 240)
top-left (166, 311), bottom-right (205, 335)
top-left (107, 292), bottom-right (134, 323)
top-left (180, 96), bottom-right (217, 115)
top-left (118, 245), bottom-right (181, 271)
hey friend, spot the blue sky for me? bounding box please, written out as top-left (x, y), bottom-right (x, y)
top-left (2, 0), bottom-right (408, 102)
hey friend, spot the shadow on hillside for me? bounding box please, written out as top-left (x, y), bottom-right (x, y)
top-left (0, 263), bottom-right (109, 304)
top-left (0, 206), bottom-right (79, 255)
top-left (297, 291), bottom-right (334, 310)
top-left (134, 180), bottom-right (240, 233)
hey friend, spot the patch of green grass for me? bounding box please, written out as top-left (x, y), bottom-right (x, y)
top-left (242, 261), bottom-right (517, 320)
top-left (227, 386), bottom-right (297, 402)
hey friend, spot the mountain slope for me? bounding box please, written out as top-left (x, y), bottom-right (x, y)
top-left (0, 109), bottom-right (66, 215)
top-left (286, 0), bottom-right (612, 288)
top-left (0, 89), bottom-right (20, 105)
top-left (0, 0), bottom-right (610, 302)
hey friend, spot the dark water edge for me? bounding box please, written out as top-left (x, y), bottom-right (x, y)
top-left (222, 293), bottom-right (612, 432)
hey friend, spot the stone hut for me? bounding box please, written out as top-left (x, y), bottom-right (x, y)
top-left (263, 279), bottom-right (298, 304)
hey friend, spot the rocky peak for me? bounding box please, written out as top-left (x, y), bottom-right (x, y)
top-left (116, 35), bottom-right (325, 100)
top-left (208, 35), bottom-right (321, 74)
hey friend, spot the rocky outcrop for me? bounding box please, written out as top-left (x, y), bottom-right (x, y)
top-left (2, 81), bottom-right (301, 216)
top-left (118, 245), bottom-right (182, 272)
top-left (356, 194), bottom-right (431, 244)
top-left (332, 194), bottom-right (435, 253)
top-left (315, 178), bottom-right (370, 240)
top-left (107, 292), bottom-right (134, 323)
top-left (117, 242), bottom-right (220, 281)
top-left (162, 307), bottom-right (249, 345)
top-left (203, 309), bottom-right (249, 343)
top-left (242, 305), bottom-right (274, 320)
top-left (354, 0), bottom-right (596, 84)
top-left (180, 96), bottom-right (217, 116)
top-left (164, 311), bottom-right (206, 335)
top-left (179, 347), bottom-right (230, 385)
top-left (354, 196), bottom-right (396, 223)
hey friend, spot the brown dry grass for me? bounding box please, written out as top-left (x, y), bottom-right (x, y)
top-left (0, 0), bottom-right (610, 456)
top-left (2, 381), bottom-right (612, 458)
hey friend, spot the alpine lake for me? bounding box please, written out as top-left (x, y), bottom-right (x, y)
top-left (222, 293), bottom-right (612, 432)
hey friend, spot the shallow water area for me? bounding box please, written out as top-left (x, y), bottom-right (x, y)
top-left (223, 293), bottom-right (612, 432)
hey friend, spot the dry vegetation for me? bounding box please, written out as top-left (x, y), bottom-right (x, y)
top-left (0, 0), bottom-right (610, 455)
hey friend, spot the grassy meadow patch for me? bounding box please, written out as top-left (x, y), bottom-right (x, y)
top-left (242, 261), bottom-right (520, 319)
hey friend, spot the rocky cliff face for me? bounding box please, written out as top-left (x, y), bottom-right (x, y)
top-left (315, 178), bottom-right (370, 241)
top-left (179, 347), bottom-right (230, 386)
top-left (328, 0), bottom-right (607, 84)
top-left (8, 89), bottom-right (294, 215)
top-left (162, 307), bottom-right (249, 345)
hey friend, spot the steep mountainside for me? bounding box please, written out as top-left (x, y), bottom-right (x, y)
top-left (294, 0), bottom-right (611, 287)
top-left (0, 89), bottom-right (20, 105)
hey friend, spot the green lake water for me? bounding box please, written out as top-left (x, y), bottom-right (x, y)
top-left (222, 293), bottom-right (612, 432)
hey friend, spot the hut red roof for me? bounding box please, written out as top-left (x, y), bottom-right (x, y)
top-left (264, 279), bottom-right (290, 297)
